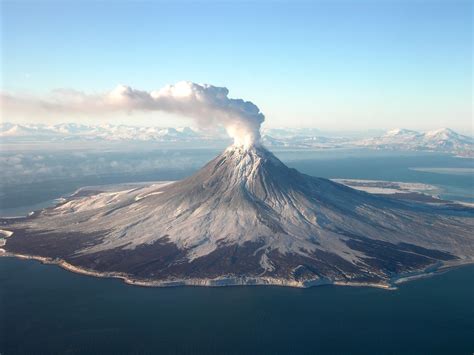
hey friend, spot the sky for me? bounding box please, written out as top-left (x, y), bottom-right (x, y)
top-left (1, 0), bottom-right (472, 134)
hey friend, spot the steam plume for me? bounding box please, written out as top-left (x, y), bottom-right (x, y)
top-left (1, 81), bottom-right (265, 147)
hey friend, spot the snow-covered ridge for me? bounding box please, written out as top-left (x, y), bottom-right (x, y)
top-left (353, 127), bottom-right (473, 157)
top-left (1, 123), bottom-right (472, 157)
top-left (262, 127), bottom-right (473, 157)
top-left (0, 122), bottom-right (211, 142)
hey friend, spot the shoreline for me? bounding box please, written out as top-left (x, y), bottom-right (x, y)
top-left (2, 250), bottom-right (472, 290)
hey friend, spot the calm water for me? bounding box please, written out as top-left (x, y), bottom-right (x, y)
top-left (1, 258), bottom-right (473, 354)
top-left (1, 148), bottom-right (473, 354)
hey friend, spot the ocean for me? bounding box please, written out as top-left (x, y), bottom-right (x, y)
top-left (1, 148), bottom-right (473, 354)
top-left (1, 258), bottom-right (473, 354)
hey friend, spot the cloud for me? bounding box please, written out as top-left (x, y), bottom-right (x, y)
top-left (1, 81), bottom-right (265, 147)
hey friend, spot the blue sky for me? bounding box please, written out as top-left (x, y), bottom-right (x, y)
top-left (1, 0), bottom-right (472, 133)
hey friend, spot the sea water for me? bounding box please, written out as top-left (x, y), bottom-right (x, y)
top-left (0, 258), bottom-right (473, 354)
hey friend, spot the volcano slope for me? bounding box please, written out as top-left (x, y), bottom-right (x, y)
top-left (2, 145), bottom-right (474, 288)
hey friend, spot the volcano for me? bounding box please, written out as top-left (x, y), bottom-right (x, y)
top-left (2, 144), bottom-right (473, 288)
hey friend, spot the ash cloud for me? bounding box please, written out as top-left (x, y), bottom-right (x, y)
top-left (1, 81), bottom-right (265, 147)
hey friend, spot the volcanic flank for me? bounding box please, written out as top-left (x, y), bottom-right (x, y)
top-left (1, 142), bottom-right (474, 288)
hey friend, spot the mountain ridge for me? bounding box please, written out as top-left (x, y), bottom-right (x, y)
top-left (2, 123), bottom-right (471, 156)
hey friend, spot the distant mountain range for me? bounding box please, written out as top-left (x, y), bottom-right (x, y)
top-left (1, 123), bottom-right (472, 157)
top-left (352, 128), bottom-right (473, 157)
top-left (0, 122), bottom-right (206, 142)
top-left (260, 127), bottom-right (473, 157)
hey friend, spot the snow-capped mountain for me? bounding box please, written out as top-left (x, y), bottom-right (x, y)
top-left (421, 128), bottom-right (473, 152)
top-left (1, 123), bottom-right (472, 157)
top-left (260, 127), bottom-right (473, 156)
top-left (0, 123), bottom-right (205, 142)
top-left (354, 128), bottom-right (473, 157)
top-left (0, 123), bottom-right (63, 137)
top-left (2, 144), bottom-right (473, 288)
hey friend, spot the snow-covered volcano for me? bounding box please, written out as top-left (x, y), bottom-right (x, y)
top-left (2, 144), bottom-right (474, 287)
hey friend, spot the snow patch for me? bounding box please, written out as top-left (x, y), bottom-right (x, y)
top-left (259, 252), bottom-right (275, 272)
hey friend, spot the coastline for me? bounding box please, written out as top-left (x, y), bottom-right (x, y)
top-left (2, 249), bottom-right (471, 290)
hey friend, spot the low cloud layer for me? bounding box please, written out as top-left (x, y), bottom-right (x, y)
top-left (1, 82), bottom-right (265, 147)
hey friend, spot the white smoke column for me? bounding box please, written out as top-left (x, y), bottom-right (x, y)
top-left (147, 82), bottom-right (265, 148)
top-left (1, 81), bottom-right (265, 148)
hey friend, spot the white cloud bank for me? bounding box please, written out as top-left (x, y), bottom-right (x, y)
top-left (1, 81), bottom-right (265, 147)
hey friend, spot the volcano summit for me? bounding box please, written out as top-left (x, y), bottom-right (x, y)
top-left (1, 144), bottom-right (473, 288)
